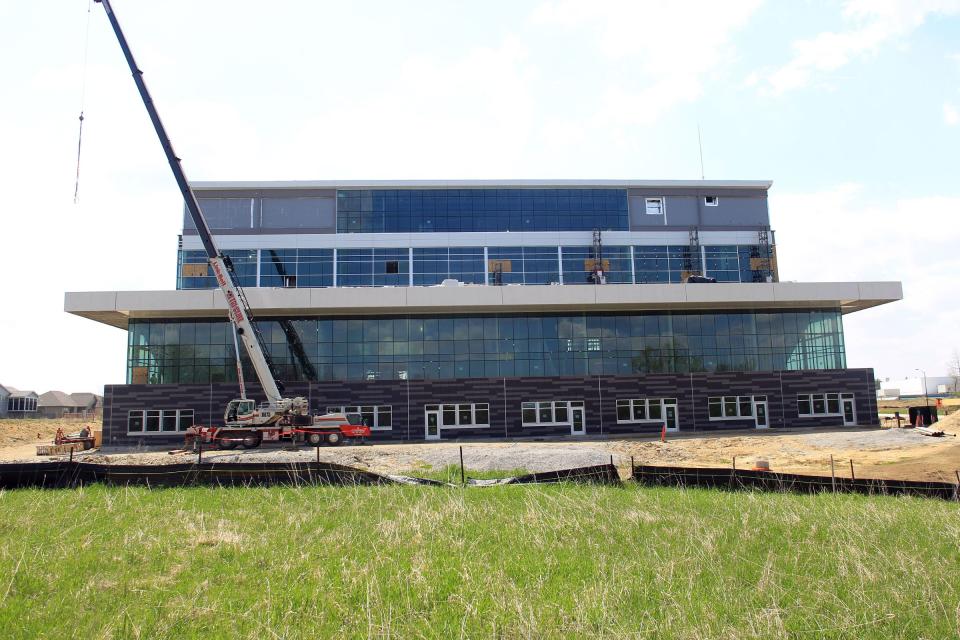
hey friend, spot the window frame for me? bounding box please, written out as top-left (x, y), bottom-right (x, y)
top-left (127, 409), bottom-right (194, 435)
top-left (644, 197), bottom-right (665, 216)
top-left (424, 402), bottom-right (490, 429)
top-left (521, 400), bottom-right (584, 426)
top-left (615, 398), bottom-right (677, 424)
top-left (326, 404), bottom-right (394, 430)
top-left (704, 196), bottom-right (719, 207)
top-left (707, 395), bottom-right (756, 421)
top-left (796, 393), bottom-right (848, 417)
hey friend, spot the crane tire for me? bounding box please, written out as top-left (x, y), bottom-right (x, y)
top-left (306, 432), bottom-right (322, 446)
top-left (241, 434), bottom-right (262, 449)
top-left (326, 432), bottom-right (342, 446)
top-left (219, 437), bottom-right (238, 450)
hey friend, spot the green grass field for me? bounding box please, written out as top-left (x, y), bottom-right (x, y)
top-left (0, 484), bottom-right (957, 639)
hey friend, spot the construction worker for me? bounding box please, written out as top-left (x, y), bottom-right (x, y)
top-left (78, 425), bottom-right (90, 440)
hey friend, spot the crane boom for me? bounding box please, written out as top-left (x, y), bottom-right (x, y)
top-left (94, 0), bottom-right (283, 403)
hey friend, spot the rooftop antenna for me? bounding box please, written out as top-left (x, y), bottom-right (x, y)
top-left (697, 123), bottom-right (705, 180)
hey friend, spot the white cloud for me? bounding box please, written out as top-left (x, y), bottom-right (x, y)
top-left (762, 0), bottom-right (960, 95)
top-left (532, 0), bottom-right (763, 125)
top-left (945, 102), bottom-right (960, 125)
top-left (771, 185), bottom-right (960, 378)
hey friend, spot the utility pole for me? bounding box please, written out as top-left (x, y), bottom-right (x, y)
top-left (915, 368), bottom-right (929, 408)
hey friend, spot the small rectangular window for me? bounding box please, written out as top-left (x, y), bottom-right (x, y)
top-left (739, 398), bottom-right (753, 417)
top-left (554, 404), bottom-right (568, 423)
top-left (385, 261), bottom-right (399, 274)
top-left (145, 410), bottom-right (161, 432)
top-left (475, 405), bottom-right (489, 426)
top-left (798, 395), bottom-right (811, 415)
top-left (458, 405), bottom-right (473, 426)
top-left (128, 410), bottom-right (145, 432)
top-left (645, 197), bottom-right (664, 215)
top-left (442, 404), bottom-right (457, 426)
top-left (826, 395), bottom-right (840, 414)
top-left (708, 398), bottom-right (722, 418)
top-left (616, 400), bottom-right (631, 422)
top-left (632, 400), bottom-right (646, 421)
top-left (723, 397), bottom-right (738, 417)
top-left (648, 402), bottom-right (662, 420)
top-left (812, 395), bottom-right (826, 415)
top-left (161, 411), bottom-right (178, 432)
top-left (538, 404), bottom-right (553, 423)
top-left (704, 196), bottom-right (719, 206)
top-left (522, 405), bottom-right (537, 424)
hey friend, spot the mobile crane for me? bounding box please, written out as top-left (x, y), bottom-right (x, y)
top-left (94, 0), bottom-right (370, 449)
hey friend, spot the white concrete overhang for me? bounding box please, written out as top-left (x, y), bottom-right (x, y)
top-left (192, 179), bottom-right (773, 190)
top-left (65, 282), bottom-right (902, 330)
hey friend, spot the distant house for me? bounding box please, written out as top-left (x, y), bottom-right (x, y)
top-left (0, 385), bottom-right (9, 417)
top-left (70, 392), bottom-right (103, 419)
top-left (38, 391), bottom-right (83, 419)
top-left (5, 387), bottom-right (39, 418)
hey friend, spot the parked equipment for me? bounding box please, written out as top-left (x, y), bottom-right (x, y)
top-left (908, 406), bottom-right (938, 427)
top-left (37, 428), bottom-right (95, 456)
top-left (94, 0), bottom-right (371, 449)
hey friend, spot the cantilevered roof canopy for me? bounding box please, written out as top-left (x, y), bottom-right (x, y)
top-left (66, 281), bottom-right (901, 330)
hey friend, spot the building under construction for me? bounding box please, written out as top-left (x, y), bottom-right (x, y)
top-left (65, 179), bottom-right (901, 447)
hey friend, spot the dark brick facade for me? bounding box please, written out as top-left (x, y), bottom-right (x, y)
top-left (101, 368), bottom-right (877, 449)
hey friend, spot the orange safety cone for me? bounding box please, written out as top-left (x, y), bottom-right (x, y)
top-left (660, 423), bottom-right (667, 442)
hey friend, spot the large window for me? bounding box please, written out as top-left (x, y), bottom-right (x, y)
top-left (178, 250), bottom-right (257, 289)
top-left (336, 189), bottom-right (628, 233)
top-left (488, 247), bottom-right (560, 285)
top-left (707, 396), bottom-right (756, 420)
top-left (326, 405), bottom-right (392, 430)
top-left (616, 398), bottom-right (676, 422)
top-left (8, 397), bottom-right (37, 412)
top-left (127, 309), bottom-right (847, 384)
top-left (336, 248), bottom-right (409, 287)
top-left (431, 403), bottom-right (490, 428)
top-left (412, 247), bottom-right (485, 285)
top-left (561, 246), bottom-right (633, 284)
top-left (127, 409), bottom-right (194, 434)
top-left (178, 243), bottom-right (773, 290)
top-left (797, 393), bottom-right (852, 416)
top-left (521, 401), bottom-right (583, 425)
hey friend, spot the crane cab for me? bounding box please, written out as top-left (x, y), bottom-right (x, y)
top-left (225, 399), bottom-right (257, 425)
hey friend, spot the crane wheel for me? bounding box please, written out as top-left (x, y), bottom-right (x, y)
top-left (326, 432), bottom-right (341, 446)
top-left (241, 434), bottom-right (262, 449)
top-left (218, 437), bottom-right (238, 450)
top-left (306, 432), bottom-right (323, 446)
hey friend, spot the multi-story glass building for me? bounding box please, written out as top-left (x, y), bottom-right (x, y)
top-left (66, 180), bottom-right (901, 447)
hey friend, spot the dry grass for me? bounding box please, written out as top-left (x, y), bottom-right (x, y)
top-left (0, 484), bottom-right (957, 639)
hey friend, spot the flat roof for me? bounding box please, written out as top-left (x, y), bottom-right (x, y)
top-left (65, 281), bottom-right (901, 330)
top-left (191, 179), bottom-right (773, 190)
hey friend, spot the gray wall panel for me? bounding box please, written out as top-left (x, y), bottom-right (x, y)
top-left (629, 194), bottom-right (770, 230)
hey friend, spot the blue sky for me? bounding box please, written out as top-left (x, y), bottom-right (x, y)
top-left (1, 0), bottom-right (958, 393)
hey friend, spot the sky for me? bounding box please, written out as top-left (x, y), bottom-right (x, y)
top-left (1, 0), bottom-right (958, 394)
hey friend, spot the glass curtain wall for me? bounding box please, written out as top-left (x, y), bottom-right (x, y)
top-left (177, 245), bottom-right (772, 289)
top-left (336, 189), bottom-right (629, 233)
top-left (128, 310), bottom-right (846, 384)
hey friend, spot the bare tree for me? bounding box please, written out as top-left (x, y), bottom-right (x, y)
top-left (948, 349), bottom-right (960, 394)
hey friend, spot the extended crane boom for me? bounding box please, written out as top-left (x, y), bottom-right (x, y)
top-left (94, 0), bottom-right (282, 403)
top-left (94, 0), bottom-right (373, 448)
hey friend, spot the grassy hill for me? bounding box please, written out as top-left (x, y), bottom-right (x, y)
top-left (0, 484), bottom-right (957, 639)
